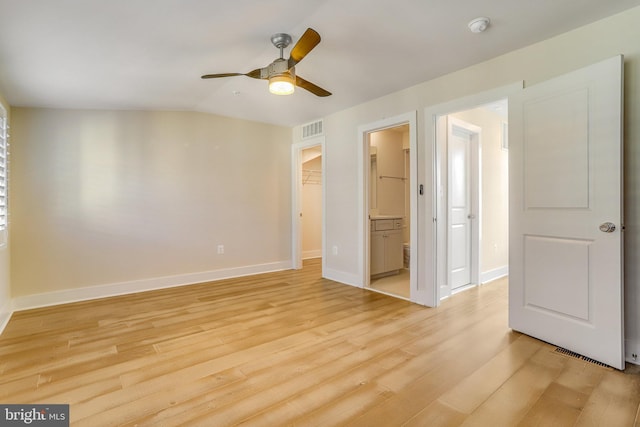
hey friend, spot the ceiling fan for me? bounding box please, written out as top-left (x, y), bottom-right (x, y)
top-left (201, 28), bottom-right (331, 97)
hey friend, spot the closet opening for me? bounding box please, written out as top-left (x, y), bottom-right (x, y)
top-left (291, 137), bottom-right (325, 273)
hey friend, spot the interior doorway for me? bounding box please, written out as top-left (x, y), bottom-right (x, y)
top-left (358, 112), bottom-right (417, 302)
top-left (436, 99), bottom-right (509, 301)
top-left (368, 124), bottom-right (412, 299)
top-left (292, 137), bottom-right (325, 272)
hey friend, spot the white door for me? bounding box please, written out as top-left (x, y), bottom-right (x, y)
top-left (509, 56), bottom-right (624, 369)
top-left (448, 122), bottom-right (472, 289)
top-left (447, 118), bottom-right (480, 291)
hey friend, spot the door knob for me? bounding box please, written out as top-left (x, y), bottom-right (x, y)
top-left (599, 222), bottom-right (616, 233)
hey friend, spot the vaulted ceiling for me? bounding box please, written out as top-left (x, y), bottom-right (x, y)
top-left (1, 0), bottom-right (639, 126)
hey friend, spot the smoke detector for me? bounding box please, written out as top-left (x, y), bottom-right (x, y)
top-left (468, 17), bottom-right (490, 33)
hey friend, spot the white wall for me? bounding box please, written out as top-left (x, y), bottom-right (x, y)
top-left (450, 107), bottom-right (508, 280)
top-left (10, 108), bottom-right (292, 305)
top-left (0, 92), bottom-right (10, 330)
top-left (301, 6), bottom-right (640, 362)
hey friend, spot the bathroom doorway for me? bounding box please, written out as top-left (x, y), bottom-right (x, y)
top-left (358, 112), bottom-right (417, 302)
top-left (367, 124), bottom-right (412, 299)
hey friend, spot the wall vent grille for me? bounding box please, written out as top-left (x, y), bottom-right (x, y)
top-left (302, 120), bottom-right (324, 139)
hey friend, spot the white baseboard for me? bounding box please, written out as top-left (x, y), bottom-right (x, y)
top-left (12, 261), bottom-right (291, 312)
top-left (302, 249), bottom-right (322, 260)
top-left (480, 265), bottom-right (509, 284)
top-left (323, 268), bottom-right (362, 288)
top-left (0, 298), bottom-right (13, 335)
top-left (626, 338), bottom-right (640, 366)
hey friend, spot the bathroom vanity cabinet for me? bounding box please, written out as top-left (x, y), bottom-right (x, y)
top-left (370, 218), bottom-right (404, 276)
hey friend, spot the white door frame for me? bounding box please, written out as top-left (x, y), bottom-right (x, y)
top-left (445, 117), bottom-right (481, 298)
top-left (426, 82), bottom-right (523, 306)
top-left (291, 137), bottom-right (325, 272)
top-left (357, 112), bottom-right (417, 298)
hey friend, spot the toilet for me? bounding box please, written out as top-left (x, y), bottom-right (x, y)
top-left (403, 243), bottom-right (410, 269)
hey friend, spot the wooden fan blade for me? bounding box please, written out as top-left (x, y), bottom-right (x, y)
top-left (201, 68), bottom-right (265, 80)
top-left (245, 68), bottom-right (265, 79)
top-left (288, 28), bottom-right (321, 68)
top-left (201, 72), bottom-right (243, 79)
top-left (296, 76), bottom-right (331, 97)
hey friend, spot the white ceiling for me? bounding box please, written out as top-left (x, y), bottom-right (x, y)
top-left (0, 0), bottom-right (639, 127)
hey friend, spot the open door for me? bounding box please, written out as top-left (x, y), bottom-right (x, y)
top-left (509, 56), bottom-right (624, 369)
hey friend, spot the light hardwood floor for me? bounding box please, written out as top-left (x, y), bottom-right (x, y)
top-left (1, 259), bottom-right (639, 426)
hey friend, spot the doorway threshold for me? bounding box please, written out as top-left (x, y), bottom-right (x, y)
top-left (366, 286), bottom-right (410, 302)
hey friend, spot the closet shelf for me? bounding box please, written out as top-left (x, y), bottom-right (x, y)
top-left (303, 169), bottom-right (321, 185)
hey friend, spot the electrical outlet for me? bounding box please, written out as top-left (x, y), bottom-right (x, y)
top-left (332, 245), bottom-right (338, 256)
top-left (217, 245), bottom-right (224, 254)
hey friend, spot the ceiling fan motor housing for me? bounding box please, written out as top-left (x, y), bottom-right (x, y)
top-left (264, 58), bottom-right (295, 79)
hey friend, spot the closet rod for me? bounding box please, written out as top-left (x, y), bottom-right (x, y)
top-left (379, 175), bottom-right (406, 181)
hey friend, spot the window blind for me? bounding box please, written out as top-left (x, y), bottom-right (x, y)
top-left (0, 106), bottom-right (7, 244)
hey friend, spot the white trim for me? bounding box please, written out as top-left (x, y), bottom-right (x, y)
top-left (302, 250), bottom-right (322, 260)
top-left (480, 265), bottom-right (509, 284)
top-left (0, 299), bottom-right (13, 335)
top-left (626, 339), bottom-right (640, 365)
top-left (11, 261), bottom-right (290, 312)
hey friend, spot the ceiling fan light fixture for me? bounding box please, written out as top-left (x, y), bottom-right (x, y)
top-left (269, 73), bottom-right (295, 95)
top-left (202, 28), bottom-right (330, 97)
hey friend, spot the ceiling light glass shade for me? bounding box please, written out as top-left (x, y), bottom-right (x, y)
top-left (269, 73), bottom-right (295, 95)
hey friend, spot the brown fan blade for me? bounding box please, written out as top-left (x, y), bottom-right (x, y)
top-left (201, 68), bottom-right (265, 80)
top-left (296, 76), bottom-right (331, 97)
top-left (201, 73), bottom-right (242, 79)
top-left (288, 28), bottom-right (321, 68)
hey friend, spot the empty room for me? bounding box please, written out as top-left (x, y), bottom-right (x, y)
top-left (1, 1), bottom-right (640, 425)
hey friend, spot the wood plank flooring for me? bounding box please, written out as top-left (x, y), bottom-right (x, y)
top-left (1, 258), bottom-right (639, 426)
